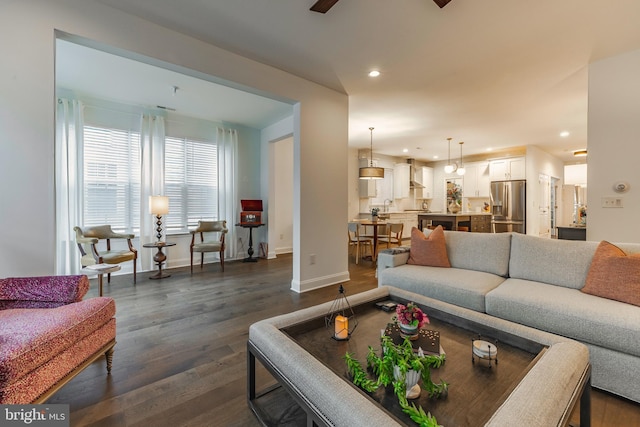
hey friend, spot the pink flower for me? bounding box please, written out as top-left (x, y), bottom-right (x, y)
top-left (395, 302), bottom-right (429, 329)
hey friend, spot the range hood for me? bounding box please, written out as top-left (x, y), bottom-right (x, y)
top-left (407, 159), bottom-right (425, 188)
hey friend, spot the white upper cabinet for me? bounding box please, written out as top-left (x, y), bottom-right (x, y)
top-left (419, 166), bottom-right (434, 199)
top-left (394, 163), bottom-right (410, 199)
top-left (463, 162), bottom-right (490, 197)
top-left (489, 157), bottom-right (525, 181)
top-left (372, 168), bottom-right (394, 204)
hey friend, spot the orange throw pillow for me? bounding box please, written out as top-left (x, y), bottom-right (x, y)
top-left (407, 226), bottom-right (451, 268)
top-left (581, 240), bottom-right (640, 307)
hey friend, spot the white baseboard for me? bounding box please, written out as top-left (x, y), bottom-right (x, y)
top-left (290, 270), bottom-right (350, 293)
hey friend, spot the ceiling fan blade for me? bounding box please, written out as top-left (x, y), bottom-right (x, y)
top-left (310, 0), bottom-right (340, 13)
top-left (433, 0), bottom-right (452, 8)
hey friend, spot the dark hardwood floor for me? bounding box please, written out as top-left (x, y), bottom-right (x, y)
top-left (49, 254), bottom-right (640, 426)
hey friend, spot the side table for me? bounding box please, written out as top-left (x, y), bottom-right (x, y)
top-left (143, 241), bottom-right (176, 279)
top-left (235, 223), bottom-right (264, 262)
top-left (81, 264), bottom-right (121, 296)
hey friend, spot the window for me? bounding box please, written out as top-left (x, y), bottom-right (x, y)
top-left (83, 126), bottom-right (140, 233)
top-left (164, 136), bottom-right (218, 232)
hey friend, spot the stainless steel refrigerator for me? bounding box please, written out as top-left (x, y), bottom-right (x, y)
top-left (490, 180), bottom-right (526, 233)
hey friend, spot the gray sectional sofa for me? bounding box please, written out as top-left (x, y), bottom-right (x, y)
top-left (377, 231), bottom-right (640, 403)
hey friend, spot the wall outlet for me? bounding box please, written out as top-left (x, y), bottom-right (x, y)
top-left (309, 254), bottom-right (316, 265)
top-left (602, 197), bottom-right (624, 208)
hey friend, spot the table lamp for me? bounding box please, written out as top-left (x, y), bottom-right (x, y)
top-left (149, 195), bottom-right (169, 243)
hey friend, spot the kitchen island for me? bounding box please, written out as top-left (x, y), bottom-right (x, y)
top-left (418, 212), bottom-right (492, 232)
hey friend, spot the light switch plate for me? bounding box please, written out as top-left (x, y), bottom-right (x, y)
top-left (602, 197), bottom-right (624, 208)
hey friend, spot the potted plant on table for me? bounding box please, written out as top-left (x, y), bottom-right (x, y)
top-left (344, 302), bottom-right (448, 427)
top-left (394, 302), bottom-right (429, 338)
top-left (371, 207), bottom-right (380, 221)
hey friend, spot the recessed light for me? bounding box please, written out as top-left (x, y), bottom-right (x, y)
top-left (560, 131), bottom-right (570, 138)
top-left (368, 70), bottom-right (380, 77)
top-left (402, 148), bottom-right (409, 153)
top-left (486, 148), bottom-right (493, 152)
top-left (433, 155), bottom-right (439, 159)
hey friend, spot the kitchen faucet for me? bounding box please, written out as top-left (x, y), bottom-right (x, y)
top-left (384, 199), bottom-right (393, 212)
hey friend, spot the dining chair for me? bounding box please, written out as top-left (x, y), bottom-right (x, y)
top-left (348, 222), bottom-right (373, 265)
top-left (378, 222), bottom-right (404, 250)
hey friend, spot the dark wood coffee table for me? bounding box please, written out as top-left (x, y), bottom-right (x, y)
top-left (248, 287), bottom-right (591, 427)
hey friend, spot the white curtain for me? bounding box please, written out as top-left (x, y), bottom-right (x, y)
top-left (140, 114), bottom-right (166, 271)
top-left (55, 99), bottom-right (84, 275)
top-left (217, 127), bottom-right (238, 259)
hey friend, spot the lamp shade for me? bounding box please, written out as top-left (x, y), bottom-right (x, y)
top-left (149, 195), bottom-right (169, 215)
top-left (359, 166), bottom-right (385, 180)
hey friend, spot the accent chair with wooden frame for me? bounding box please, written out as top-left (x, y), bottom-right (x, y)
top-left (190, 220), bottom-right (228, 273)
top-left (74, 225), bottom-right (138, 284)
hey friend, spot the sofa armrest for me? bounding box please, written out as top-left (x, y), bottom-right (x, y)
top-left (377, 247), bottom-right (410, 276)
top-left (0, 275), bottom-right (89, 305)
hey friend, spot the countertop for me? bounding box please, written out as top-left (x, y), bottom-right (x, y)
top-left (360, 211), bottom-right (491, 216)
top-left (417, 212), bottom-right (492, 216)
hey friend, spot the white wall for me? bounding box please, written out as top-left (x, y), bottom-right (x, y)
top-left (524, 146), bottom-right (565, 236)
top-left (0, 0), bottom-right (349, 292)
top-left (271, 137), bottom-right (294, 255)
top-left (588, 48), bottom-right (640, 243)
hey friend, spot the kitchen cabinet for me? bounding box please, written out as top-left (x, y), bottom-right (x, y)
top-left (371, 168), bottom-right (394, 205)
top-left (419, 166), bottom-right (434, 199)
top-left (394, 163), bottom-right (410, 199)
top-left (471, 215), bottom-right (491, 233)
top-left (462, 162), bottom-right (490, 197)
top-left (489, 157), bottom-right (525, 181)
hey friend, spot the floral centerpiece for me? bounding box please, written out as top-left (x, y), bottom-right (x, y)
top-left (371, 207), bottom-right (380, 217)
top-left (394, 302), bottom-right (429, 337)
top-left (447, 182), bottom-right (462, 213)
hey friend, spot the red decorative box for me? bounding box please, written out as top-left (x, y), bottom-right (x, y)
top-left (240, 200), bottom-right (263, 225)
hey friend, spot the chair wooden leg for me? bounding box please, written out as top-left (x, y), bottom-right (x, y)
top-left (190, 250), bottom-right (194, 274)
top-left (220, 250), bottom-right (225, 272)
top-left (200, 253), bottom-right (204, 269)
top-left (107, 273), bottom-right (111, 284)
top-left (133, 261), bottom-right (137, 284)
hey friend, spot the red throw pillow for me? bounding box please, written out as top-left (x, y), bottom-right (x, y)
top-left (407, 226), bottom-right (451, 268)
top-left (581, 240), bottom-right (640, 307)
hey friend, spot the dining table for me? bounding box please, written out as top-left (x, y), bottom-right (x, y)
top-left (353, 219), bottom-right (388, 261)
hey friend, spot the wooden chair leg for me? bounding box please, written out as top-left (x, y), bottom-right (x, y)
top-left (190, 250), bottom-right (194, 274)
top-left (107, 273), bottom-right (111, 284)
top-left (200, 253), bottom-right (204, 269)
top-left (220, 250), bottom-right (225, 272)
top-left (133, 261), bottom-right (137, 284)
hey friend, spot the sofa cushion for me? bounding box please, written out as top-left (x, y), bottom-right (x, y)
top-left (442, 230), bottom-right (512, 277)
top-left (0, 275), bottom-right (89, 307)
top-left (485, 278), bottom-right (640, 358)
top-left (379, 265), bottom-right (506, 312)
top-left (508, 233), bottom-right (599, 289)
top-left (0, 297), bottom-right (116, 386)
top-left (407, 226), bottom-right (450, 267)
top-left (581, 241), bottom-right (640, 307)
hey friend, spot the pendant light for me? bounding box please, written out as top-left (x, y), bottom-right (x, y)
top-left (443, 137), bottom-right (457, 174)
top-left (456, 141), bottom-right (466, 176)
top-left (359, 127), bottom-right (384, 180)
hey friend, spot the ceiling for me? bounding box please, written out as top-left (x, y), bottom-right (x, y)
top-left (67, 0), bottom-right (640, 163)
